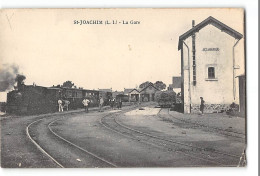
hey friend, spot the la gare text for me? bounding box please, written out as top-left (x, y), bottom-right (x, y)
top-left (74, 20), bottom-right (141, 25)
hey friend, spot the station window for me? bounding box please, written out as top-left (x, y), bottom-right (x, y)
top-left (208, 67), bottom-right (215, 79)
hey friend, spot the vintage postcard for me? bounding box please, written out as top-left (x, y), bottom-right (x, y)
top-left (0, 8), bottom-right (246, 168)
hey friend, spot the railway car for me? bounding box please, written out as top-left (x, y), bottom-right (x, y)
top-left (98, 91), bottom-right (112, 106)
top-left (82, 89), bottom-right (99, 107)
top-left (61, 88), bottom-right (84, 109)
top-left (6, 84), bottom-right (113, 115)
top-left (6, 83), bottom-right (114, 115)
top-left (116, 94), bottom-right (129, 102)
top-left (7, 85), bottom-right (61, 115)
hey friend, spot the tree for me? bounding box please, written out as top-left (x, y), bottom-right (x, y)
top-left (139, 81), bottom-right (152, 89)
top-left (154, 81), bottom-right (166, 90)
top-left (62, 81), bottom-right (75, 88)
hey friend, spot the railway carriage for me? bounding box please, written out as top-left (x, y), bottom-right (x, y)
top-left (82, 89), bottom-right (100, 107)
top-left (98, 91), bottom-right (112, 106)
top-left (62, 88), bottom-right (84, 109)
top-left (6, 84), bottom-right (112, 115)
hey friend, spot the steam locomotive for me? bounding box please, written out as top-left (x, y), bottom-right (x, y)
top-left (6, 84), bottom-right (112, 115)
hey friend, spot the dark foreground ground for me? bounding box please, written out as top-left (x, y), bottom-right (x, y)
top-left (1, 103), bottom-right (246, 168)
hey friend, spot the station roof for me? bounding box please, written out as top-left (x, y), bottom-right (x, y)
top-left (140, 83), bottom-right (160, 92)
top-left (124, 88), bottom-right (135, 94)
top-left (129, 88), bottom-right (140, 94)
top-left (178, 16), bottom-right (243, 50)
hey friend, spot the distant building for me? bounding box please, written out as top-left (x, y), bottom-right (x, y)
top-left (128, 89), bottom-right (140, 102)
top-left (125, 83), bottom-right (161, 102)
top-left (178, 16), bottom-right (243, 113)
top-left (124, 88), bottom-right (134, 96)
top-left (168, 77), bottom-right (181, 93)
top-left (124, 88), bottom-right (140, 102)
top-left (140, 83), bottom-right (161, 102)
top-left (112, 91), bottom-right (124, 98)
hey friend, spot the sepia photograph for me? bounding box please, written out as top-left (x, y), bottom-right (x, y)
top-left (0, 8), bottom-right (246, 168)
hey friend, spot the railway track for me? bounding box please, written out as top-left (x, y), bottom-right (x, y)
top-left (26, 105), bottom-right (141, 168)
top-left (26, 112), bottom-right (118, 168)
top-left (26, 105), bottom-right (243, 167)
top-left (165, 109), bottom-right (245, 141)
top-left (26, 119), bottom-right (64, 168)
top-left (100, 109), bottom-right (241, 166)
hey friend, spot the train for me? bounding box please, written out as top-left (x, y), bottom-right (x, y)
top-left (6, 84), bottom-right (112, 115)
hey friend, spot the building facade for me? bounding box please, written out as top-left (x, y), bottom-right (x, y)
top-left (178, 16), bottom-right (243, 113)
top-left (125, 83), bottom-right (161, 102)
top-left (128, 89), bottom-right (140, 102)
top-left (140, 83), bottom-right (160, 102)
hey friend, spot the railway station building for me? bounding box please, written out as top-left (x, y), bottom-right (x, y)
top-left (124, 83), bottom-right (161, 102)
top-left (178, 16), bottom-right (244, 113)
top-left (140, 83), bottom-right (160, 102)
top-left (128, 89), bottom-right (140, 102)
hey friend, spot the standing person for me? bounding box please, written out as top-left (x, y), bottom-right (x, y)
top-left (58, 99), bottom-right (63, 112)
top-left (63, 100), bottom-right (70, 111)
top-left (111, 98), bottom-right (115, 109)
top-left (200, 97), bottom-right (205, 115)
top-left (118, 98), bottom-right (122, 109)
top-left (108, 98), bottom-right (112, 109)
top-left (82, 97), bottom-right (90, 113)
top-left (99, 96), bottom-right (104, 112)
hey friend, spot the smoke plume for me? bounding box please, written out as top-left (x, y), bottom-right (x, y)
top-left (0, 64), bottom-right (25, 92)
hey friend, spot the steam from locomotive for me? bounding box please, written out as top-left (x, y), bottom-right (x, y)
top-left (0, 64), bottom-right (25, 92)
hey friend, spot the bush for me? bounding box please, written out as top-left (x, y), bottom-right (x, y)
top-left (157, 91), bottom-right (176, 108)
top-left (226, 102), bottom-right (239, 115)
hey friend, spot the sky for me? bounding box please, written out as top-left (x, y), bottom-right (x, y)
top-left (0, 8), bottom-right (244, 101)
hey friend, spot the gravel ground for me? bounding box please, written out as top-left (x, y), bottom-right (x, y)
top-left (116, 107), bottom-right (246, 166)
top-left (0, 106), bottom-right (110, 168)
top-left (0, 103), bottom-right (246, 168)
top-left (168, 110), bottom-right (246, 136)
top-left (51, 110), bottom-right (219, 167)
top-left (1, 114), bottom-right (58, 168)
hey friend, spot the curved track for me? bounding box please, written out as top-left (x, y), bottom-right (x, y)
top-left (100, 109), bottom-right (241, 166)
top-left (48, 118), bottom-right (117, 167)
top-left (26, 119), bottom-right (64, 168)
top-left (26, 112), bottom-right (118, 168)
top-left (26, 105), bottom-right (244, 167)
